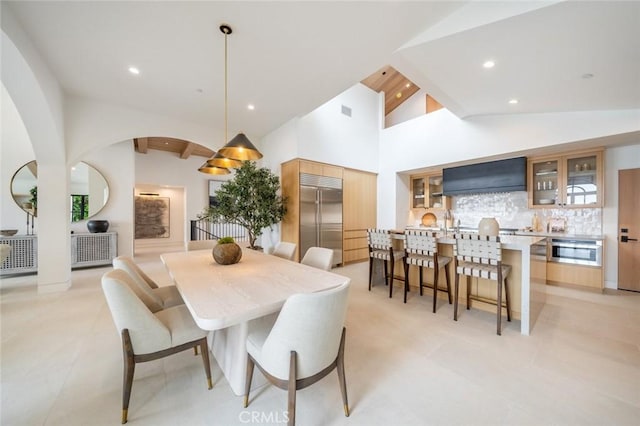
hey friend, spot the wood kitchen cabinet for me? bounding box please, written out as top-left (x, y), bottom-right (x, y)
top-left (528, 149), bottom-right (603, 208)
top-left (343, 168), bottom-right (377, 264)
top-left (281, 159), bottom-right (376, 263)
top-left (410, 173), bottom-right (450, 210)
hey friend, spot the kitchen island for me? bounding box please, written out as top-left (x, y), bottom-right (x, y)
top-left (394, 231), bottom-right (547, 335)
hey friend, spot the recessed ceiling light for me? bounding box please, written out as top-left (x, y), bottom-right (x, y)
top-left (509, 99), bottom-right (519, 104)
top-left (405, 83), bottom-right (411, 88)
top-left (247, 104), bottom-right (255, 110)
top-left (396, 92), bottom-right (402, 99)
top-left (128, 67), bottom-right (140, 75)
top-left (483, 60), bottom-right (495, 69)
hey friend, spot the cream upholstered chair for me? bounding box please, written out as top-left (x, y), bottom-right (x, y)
top-left (300, 246), bottom-right (333, 271)
top-left (272, 241), bottom-right (297, 261)
top-left (453, 233), bottom-right (512, 335)
top-left (112, 256), bottom-right (183, 313)
top-left (187, 239), bottom-right (216, 251)
top-left (403, 230), bottom-right (452, 311)
top-left (367, 229), bottom-right (405, 298)
top-left (101, 269), bottom-right (212, 424)
top-left (244, 281), bottom-right (351, 426)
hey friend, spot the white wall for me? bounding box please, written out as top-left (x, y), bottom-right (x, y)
top-left (297, 83), bottom-right (381, 173)
top-left (71, 142), bottom-right (136, 258)
top-left (1, 85), bottom-right (36, 233)
top-left (603, 143), bottom-right (640, 289)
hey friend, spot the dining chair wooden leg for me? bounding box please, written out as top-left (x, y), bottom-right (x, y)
top-left (336, 328), bottom-right (350, 417)
top-left (244, 355), bottom-right (255, 408)
top-left (383, 260), bottom-right (389, 286)
top-left (504, 278), bottom-right (512, 322)
top-left (497, 275), bottom-right (503, 336)
top-left (403, 262), bottom-right (410, 303)
top-left (288, 351), bottom-right (297, 426)
top-left (445, 266), bottom-right (452, 304)
top-left (368, 257), bottom-right (374, 291)
top-left (388, 260), bottom-right (395, 298)
top-left (432, 267), bottom-right (439, 313)
top-left (193, 346), bottom-right (198, 355)
top-left (466, 276), bottom-right (472, 310)
top-left (418, 267), bottom-right (424, 296)
top-left (121, 330), bottom-right (136, 424)
top-left (199, 338), bottom-right (213, 389)
top-left (454, 272), bottom-right (459, 321)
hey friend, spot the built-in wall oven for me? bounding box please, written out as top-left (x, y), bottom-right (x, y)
top-left (549, 238), bottom-right (602, 266)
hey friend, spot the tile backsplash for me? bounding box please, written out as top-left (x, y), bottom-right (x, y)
top-left (412, 191), bottom-right (602, 235)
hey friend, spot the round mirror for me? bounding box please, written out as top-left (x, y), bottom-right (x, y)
top-left (10, 160), bottom-right (110, 222)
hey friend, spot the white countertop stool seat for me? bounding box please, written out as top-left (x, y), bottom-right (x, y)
top-left (453, 234), bottom-right (512, 335)
top-left (403, 230), bottom-right (452, 312)
top-left (367, 228), bottom-right (405, 298)
top-left (244, 281), bottom-right (351, 426)
top-left (101, 269), bottom-right (212, 424)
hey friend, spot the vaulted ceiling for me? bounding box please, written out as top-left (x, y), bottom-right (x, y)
top-left (4, 1), bottom-right (640, 153)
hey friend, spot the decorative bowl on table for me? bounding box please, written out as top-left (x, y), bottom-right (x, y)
top-left (0, 229), bottom-right (18, 236)
top-left (87, 220), bottom-right (110, 233)
top-left (212, 237), bottom-right (242, 265)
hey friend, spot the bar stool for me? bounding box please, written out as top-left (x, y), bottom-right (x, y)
top-left (366, 229), bottom-right (405, 298)
top-left (403, 230), bottom-right (452, 312)
top-left (453, 233), bottom-right (511, 335)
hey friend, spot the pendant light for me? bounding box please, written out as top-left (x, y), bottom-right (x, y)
top-left (198, 23), bottom-right (261, 174)
top-left (216, 24), bottom-right (263, 161)
top-left (198, 163), bottom-right (230, 175)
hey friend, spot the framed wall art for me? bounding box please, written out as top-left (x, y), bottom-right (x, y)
top-left (135, 196), bottom-right (170, 239)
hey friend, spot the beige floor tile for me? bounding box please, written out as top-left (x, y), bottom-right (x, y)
top-left (2, 252), bottom-right (640, 425)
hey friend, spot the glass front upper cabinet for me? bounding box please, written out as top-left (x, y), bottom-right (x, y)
top-left (410, 174), bottom-right (448, 210)
top-left (528, 150), bottom-right (603, 208)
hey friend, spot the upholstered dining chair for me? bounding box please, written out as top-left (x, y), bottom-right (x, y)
top-left (367, 229), bottom-right (405, 298)
top-left (244, 281), bottom-right (351, 426)
top-left (453, 233), bottom-right (512, 335)
top-left (403, 230), bottom-right (452, 312)
top-left (300, 246), bottom-right (333, 271)
top-left (101, 269), bottom-right (212, 424)
top-left (186, 239), bottom-right (216, 251)
top-left (112, 256), bottom-right (183, 313)
top-left (272, 241), bottom-right (297, 261)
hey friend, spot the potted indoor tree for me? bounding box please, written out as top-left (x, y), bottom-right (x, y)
top-left (200, 161), bottom-right (287, 250)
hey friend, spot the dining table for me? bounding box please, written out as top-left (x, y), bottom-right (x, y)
top-left (160, 247), bottom-right (350, 395)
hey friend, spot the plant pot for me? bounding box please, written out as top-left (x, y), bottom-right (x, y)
top-left (87, 220), bottom-right (110, 233)
top-left (212, 243), bottom-right (242, 265)
top-left (478, 217), bottom-right (499, 237)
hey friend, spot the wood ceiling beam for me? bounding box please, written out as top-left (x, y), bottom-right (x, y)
top-left (180, 142), bottom-right (196, 159)
top-left (136, 137), bottom-right (148, 154)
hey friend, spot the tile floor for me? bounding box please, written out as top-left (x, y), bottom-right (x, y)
top-left (1, 246), bottom-right (639, 425)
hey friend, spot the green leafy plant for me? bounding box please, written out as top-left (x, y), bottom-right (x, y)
top-left (200, 161), bottom-right (287, 250)
top-left (29, 186), bottom-right (37, 208)
top-left (217, 236), bottom-right (235, 244)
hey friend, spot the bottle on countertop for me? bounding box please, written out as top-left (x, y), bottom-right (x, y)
top-left (532, 213), bottom-right (539, 232)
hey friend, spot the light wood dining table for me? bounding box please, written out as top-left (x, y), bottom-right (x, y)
top-left (160, 247), bottom-right (350, 395)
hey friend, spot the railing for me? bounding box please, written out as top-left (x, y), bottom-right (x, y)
top-left (190, 219), bottom-right (248, 243)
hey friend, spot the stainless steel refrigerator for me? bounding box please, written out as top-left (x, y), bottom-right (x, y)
top-left (299, 173), bottom-right (343, 266)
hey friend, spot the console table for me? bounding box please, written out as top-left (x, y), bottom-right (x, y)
top-left (0, 232), bottom-right (117, 275)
